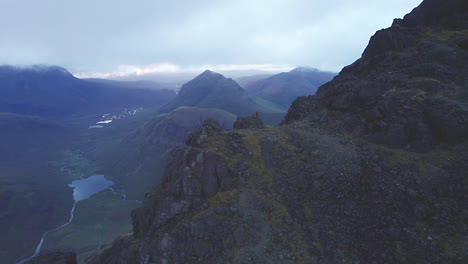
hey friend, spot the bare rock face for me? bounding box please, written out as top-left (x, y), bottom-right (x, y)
top-left (233, 116), bottom-right (264, 129)
top-left (185, 118), bottom-right (223, 147)
top-left (90, 120), bottom-right (243, 263)
top-left (24, 252), bottom-right (76, 264)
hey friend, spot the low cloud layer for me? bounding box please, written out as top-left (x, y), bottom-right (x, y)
top-left (74, 63), bottom-right (295, 79)
top-left (0, 0), bottom-right (422, 77)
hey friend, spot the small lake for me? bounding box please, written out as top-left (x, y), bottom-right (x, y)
top-left (17, 174), bottom-right (116, 264)
top-left (69, 174), bottom-right (114, 201)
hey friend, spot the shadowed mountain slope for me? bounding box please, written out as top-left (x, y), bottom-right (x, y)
top-left (158, 70), bottom-right (286, 118)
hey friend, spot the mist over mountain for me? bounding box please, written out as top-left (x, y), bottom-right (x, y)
top-left (0, 65), bottom-right (176, 118)
top-left (246, 67), bottom-right (337, 108)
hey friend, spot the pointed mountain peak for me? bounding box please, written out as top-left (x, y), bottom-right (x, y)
top-left (201, 69), bottom-right (215, 74)
top-left (290, 66), bottom-right (318, 73)
top-left (197, 69), bottom-right (225, 79)
top-left (187, 70), bottom-right (227, 85)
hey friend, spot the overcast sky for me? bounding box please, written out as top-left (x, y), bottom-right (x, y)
top-left (0, 0), bottom-right (422, 78)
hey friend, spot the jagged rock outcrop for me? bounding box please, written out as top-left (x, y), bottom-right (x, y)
top-left (185, 118), bottom-right (224, 147)
top-left (92, 1), bottom-right (467, 263)
top-left (284, 0), bottom-right (468, 151)
top-left (233, 116), bottom-right (264, 129)
top-left (24, 252), bottom-right (76, 264)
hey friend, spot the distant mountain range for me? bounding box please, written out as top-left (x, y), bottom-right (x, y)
top-left (245, 67), bottom-right (337, 108)
top-left (234, 74), bottom-right (273, 88)
top-left (0, 65), bottom-right (176, 118)
top-left (159, 70), bottom-right (286, 118)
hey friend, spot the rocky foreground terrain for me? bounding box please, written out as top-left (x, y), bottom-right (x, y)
top-left (33, 0), bottom-right (466, 263)
top-left (87, 1), bottom-right (468, 263)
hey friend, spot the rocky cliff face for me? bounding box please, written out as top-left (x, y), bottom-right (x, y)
top-left (93, 119), bottom-right (466, 263)
top-left (284, 0), bottom-right (468, 151)
top-left (90, 0), bottom-right (467, 263)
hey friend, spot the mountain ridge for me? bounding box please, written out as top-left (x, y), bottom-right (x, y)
top-left (246, 67), bottom-right (336, 108)
top-left (0, 65), bottom-right (176, 118)
top-left (158, 70), bottom-right (286, 119)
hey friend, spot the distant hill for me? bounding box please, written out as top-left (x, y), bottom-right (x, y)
top-left (0, 65), bottom-right (176, 118)
top-left (158, 70), bottom-right (286, 119)
top-left (234, 74), bottom-right (273, 88)
top-left (105, 107), bottom-right (236, 199)
top-left (246, 67), bottom-right (336, 108)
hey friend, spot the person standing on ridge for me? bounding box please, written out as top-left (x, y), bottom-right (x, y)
top-left (255, 111), bottom-right (259, 118)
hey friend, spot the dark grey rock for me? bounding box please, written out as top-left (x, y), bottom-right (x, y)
top-left (186, 118), bottom-right (223, 147)
top-left (233, 116), bottom-right (264, 129)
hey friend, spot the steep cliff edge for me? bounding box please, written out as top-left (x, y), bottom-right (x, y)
top-left (88, 0), bottom-right (467, 263)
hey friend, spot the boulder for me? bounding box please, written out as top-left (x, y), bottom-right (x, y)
top-left (233, 116), bottom-right (264, 129)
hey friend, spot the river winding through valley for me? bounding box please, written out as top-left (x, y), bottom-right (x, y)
top-left (17, 175), bottom-right (119, 264)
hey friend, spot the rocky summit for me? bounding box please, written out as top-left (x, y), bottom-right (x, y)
top-left (284, 0), bottom-right (468, 151)
top-left (87, 0), bottom-right (467, 263)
